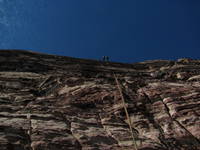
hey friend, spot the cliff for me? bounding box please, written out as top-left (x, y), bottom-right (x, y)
top-left (0, 50), bottom-right (199, 150)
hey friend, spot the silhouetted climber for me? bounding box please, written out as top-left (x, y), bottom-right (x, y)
top-left (102, 56), bottom-right (110, 62)
top-left (105, 56), bottom-right (109, 62)
top-left (102, 56), bottom-right (106, 61)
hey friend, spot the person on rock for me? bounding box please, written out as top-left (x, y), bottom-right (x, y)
top-left (102, 56), bottom-right (106, 61)
top-left (105, 56), bottom-right (109, 62)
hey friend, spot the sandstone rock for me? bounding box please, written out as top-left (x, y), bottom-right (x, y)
top-left (188, 75), bottom-right (200, 81)
top-left (176, 72), bottom-right (189, 80)
top-left (0, 50), bottom-right (199, 150)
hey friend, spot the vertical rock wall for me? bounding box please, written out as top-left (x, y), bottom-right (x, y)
top-left (0, 50), bottom-right (199, 150)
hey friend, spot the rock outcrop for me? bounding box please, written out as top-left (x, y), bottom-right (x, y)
top-left (0, 50), bottom-right (199, 150)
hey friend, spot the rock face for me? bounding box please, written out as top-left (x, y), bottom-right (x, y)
top-left (0, 50), bottom-right (200, 150)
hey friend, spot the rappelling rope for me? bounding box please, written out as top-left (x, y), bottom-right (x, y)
top-left (113, 73), bottom-right (138, 150)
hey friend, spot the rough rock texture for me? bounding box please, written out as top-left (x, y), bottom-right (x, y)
top-left (0, 50), bottom-right (200, 150)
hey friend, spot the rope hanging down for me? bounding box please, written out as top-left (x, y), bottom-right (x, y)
top-left (113, 73), bottom-right (138, 150)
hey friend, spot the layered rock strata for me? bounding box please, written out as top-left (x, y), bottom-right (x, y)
top-left (0, 50), bottom-right (199, 150)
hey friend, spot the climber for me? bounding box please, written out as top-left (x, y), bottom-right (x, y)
top-left (105, 56), bottom-right (109, 62)
top-left (102, 56), bottom-right (106, 61)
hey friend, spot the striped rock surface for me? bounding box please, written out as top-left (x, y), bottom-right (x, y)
top-left (0, 50), bottom-right (199, 150)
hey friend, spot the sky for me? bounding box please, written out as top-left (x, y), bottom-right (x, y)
top-left (0, 0), bottom-right (200, 63)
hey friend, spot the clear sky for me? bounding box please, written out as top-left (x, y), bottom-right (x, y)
top-left (0, 0), bottom-right (200, 63)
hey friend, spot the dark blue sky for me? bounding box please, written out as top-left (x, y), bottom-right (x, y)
top-left (0, 0), bottom-right (200, 63)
